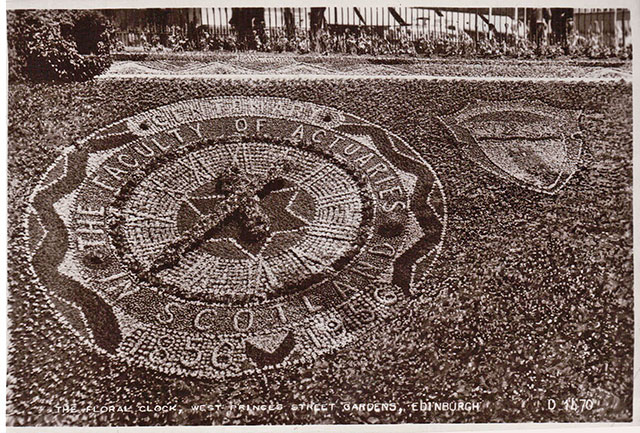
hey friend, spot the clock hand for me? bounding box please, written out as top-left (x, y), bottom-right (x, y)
top-left (146, 154), bottom-right (293, 274)
top-left (147, 193), bottom-right (242, 273)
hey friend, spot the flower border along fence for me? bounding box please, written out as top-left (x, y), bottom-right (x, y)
top-left (104, 7), bottom-right (631, 59)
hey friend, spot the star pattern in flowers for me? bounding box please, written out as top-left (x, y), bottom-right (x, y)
top-left (178, 178), bottom-right (309, 257)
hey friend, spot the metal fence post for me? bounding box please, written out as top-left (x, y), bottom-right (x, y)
top-left (622, 9), bottom-right (626, 48)
top-left (488, 7), bottom-right (492, 39)
top-left (475, 8), bottom-right (479, 47)
top-left (612, 8), bottom-right (616, 48)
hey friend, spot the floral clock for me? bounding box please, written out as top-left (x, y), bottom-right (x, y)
top-left (25, 97), bottom-right (446, 378)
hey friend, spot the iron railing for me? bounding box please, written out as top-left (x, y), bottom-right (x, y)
top-left (107, 7), bottom-right (631, 52)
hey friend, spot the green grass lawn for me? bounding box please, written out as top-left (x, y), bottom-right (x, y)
top-left (7, 76), bottom-right (633, 425)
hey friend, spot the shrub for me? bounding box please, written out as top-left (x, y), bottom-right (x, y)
top-left (7, 9), bottom-right (113, 82)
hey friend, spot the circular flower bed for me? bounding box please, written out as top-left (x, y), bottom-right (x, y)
top-left (23, 96), bottom-right (446, 379)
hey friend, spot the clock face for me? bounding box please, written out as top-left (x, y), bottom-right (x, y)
top-left (26, 97), bottom-right (446, 378)
top-left (113, 140), bottom-right (370, 305)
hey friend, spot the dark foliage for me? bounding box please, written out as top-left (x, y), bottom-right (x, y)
top-left (7, 9), bottom-right (113, 82)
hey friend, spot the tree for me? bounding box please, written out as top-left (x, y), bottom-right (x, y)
top-left (310, 7), bottom-right (326, 51)
top-left (283, 8), bottom-right (296, 39)
top-left (230, 8), bottom-right (264, 50)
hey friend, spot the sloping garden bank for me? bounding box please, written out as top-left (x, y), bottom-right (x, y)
top-left (8, 77), bottom-right (632, 425)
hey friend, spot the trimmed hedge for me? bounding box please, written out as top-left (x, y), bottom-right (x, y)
top-left (7, 9), bottom-right (113, 82)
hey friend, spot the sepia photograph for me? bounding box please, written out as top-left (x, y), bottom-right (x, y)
top-left (4, 0), bottom-right (636, 429)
